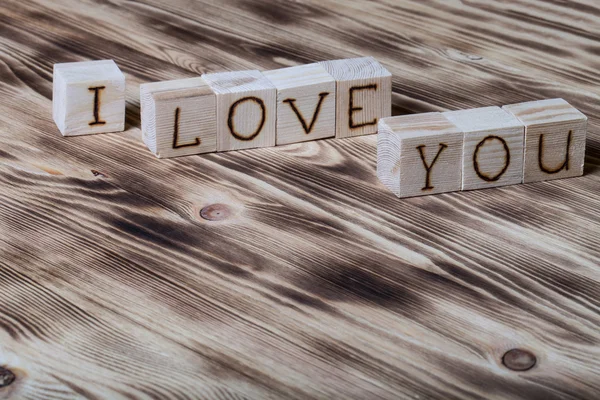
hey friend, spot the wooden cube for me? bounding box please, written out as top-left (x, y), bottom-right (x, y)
top-left (319, 57), bottom-right (391, 139)
top-left (503, 98), bottom-right (587, 183)
top-left (53, 59), bottom-right (125, 136)
top-left (202, 70), bottom-right (276, 152)
top-left (263, 63), bottom-right (335, 145)
top-left (444, 106), bottom-right (525, 191)
top-left (377, 113), bottom-right (463, 198)
top-left (140, 78), bottom-right (216, 158)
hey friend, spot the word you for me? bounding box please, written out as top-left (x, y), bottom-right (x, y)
top-left (377, 99), bottom-right (587, 198)
top-left (52, 58), bottom-right (392, 158)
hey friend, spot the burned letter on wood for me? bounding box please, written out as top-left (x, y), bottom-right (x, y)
top-left (377, 112), bottom-right (463, 198)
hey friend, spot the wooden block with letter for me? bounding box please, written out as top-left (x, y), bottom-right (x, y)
top-left (377, 113), bottom-right (463, 198)
top-left (263, 63), bottom-right (335, 145)
top-left (140, 77), bottom-right (216, 158)
top-left (319, 57), bottom-right (391, 138)
top-left (444, 106), bottom-right (525, 190)
top-left (53, 59), bottom-right (125, 136)
top-left (503, 98), bottom-right (587, 183)
top-left (202, 70), bottom-right (276, 152)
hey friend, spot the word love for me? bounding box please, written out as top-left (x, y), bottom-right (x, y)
top-left (52, 58), bottom-right (392, 158)
top-left (377, 99), bottom-right (587, 198)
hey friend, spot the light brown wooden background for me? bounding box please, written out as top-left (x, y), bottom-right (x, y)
top-left (1, 0), bottom-right (599, 399)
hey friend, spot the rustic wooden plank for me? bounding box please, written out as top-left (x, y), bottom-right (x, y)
top-left (1, 0), bottom-right (599, 399)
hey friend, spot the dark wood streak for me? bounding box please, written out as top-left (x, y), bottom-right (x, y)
top-left (282, 92), bottom-right (329, 134)
top-left (473, 135), bottom-right (510, 181)
top-left (0, 0), bottom-right (599, 399)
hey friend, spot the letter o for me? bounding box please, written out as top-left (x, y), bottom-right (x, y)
top-left (227, 96), bottom-right (266, 141)
top-left (473, 135), bottom-right (510, 182)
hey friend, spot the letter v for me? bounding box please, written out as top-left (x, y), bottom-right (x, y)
top-left (282, 92), bottom-right (329, 134)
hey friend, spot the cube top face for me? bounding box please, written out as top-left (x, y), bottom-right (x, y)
top-left (140, 77), bottom-right (217, 158)
top-left (141, 77), bottom-right (208, 97)
top-left (263, 63), bottom-right (334, 90)
top-left (502, 98), bottom-right (586, 126)
top-left (53, 59), bottom-right (125, 136)
top-left (142, 78), bottom-right (214, 103)
top-left (444, 107), bottom-right (525, 191)
top-left (444, 106), bottom-right (523, 132)
top-left (201, 70), bottom-right (275, 94)
top-left (381, 112), bottom-right (460, 139)
top-left (54, 60), bottom-right (124, 84)
top-left (319, 56), bottom-right (391, 82)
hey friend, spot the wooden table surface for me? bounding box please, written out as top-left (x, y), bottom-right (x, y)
top-left (1, 0), bottom-right (599, 399)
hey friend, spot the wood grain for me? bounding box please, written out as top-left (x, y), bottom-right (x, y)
top-left (443, 106), bottom-right (525, 190)
top-left (202, 70), bottom-right (277, 152)
top-left (503, 98), bottom-right (587, 183)
top-left (1, 0), bottom-right (600, 399)
top-left (53, 59), bottom-right (125, 136)
top-left (378, 112), bottom-right (464, 197)
top-left (320, 57), bottom-right (392, 138)
top-left (140, 77), bottom-right (217, 158)
top-left (263, 63), bottom-right (336, 145)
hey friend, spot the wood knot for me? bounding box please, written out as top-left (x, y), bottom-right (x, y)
top-left (502, 348), bottom-right (537, 371)
top-left (200, 204), bottom-right (231, 221)
top-left (0, 366), bottom-right (16, 387)
top-left (91, 170), bottom-right (108, 178)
